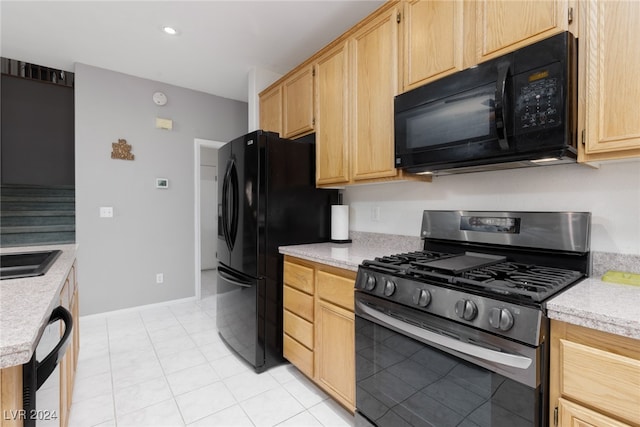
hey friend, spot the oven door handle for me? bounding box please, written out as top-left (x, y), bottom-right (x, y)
top-left (356, 300), bottom-right (532, 370)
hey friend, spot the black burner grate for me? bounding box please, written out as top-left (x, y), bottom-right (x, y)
top-left (363, 251), bottom-right (584, 303)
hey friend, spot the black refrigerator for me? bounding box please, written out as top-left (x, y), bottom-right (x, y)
top-left (216, 130), bottom-right (338, 373)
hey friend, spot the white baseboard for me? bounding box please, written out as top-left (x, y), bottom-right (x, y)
top-left (80, 296), bottom-right (199, 320)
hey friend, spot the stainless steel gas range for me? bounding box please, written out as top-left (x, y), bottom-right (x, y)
top-left (354, 210), bottom-right (591, 427)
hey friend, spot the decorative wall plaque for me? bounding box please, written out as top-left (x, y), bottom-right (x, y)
top-left (111, 139), bottom-right (135, 160)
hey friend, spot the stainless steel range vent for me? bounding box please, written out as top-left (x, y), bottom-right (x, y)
top-left (1, 57), bottom-right (74, 87)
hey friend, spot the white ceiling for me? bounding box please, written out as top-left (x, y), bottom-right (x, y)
top-left (0, 1), bottom-right (384, 102)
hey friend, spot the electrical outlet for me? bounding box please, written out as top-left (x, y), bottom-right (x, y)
top-left (156, 273), bottom-right (164, 284)
top-left (99, 206), bottom-right (113, 218)
top-left (371, 206), bottom-right (381, 222)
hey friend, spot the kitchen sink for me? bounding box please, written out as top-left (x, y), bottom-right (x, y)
top-left (0, 250), bottom-right (62, 280)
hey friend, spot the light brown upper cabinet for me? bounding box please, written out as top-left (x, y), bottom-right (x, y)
top-left (259, 65), bottom-right (314, 139)
top-left (579, 0), bottom-right (640, 162)
top-left (314, 2), bottom-right (429, 187)
top-left (259, 84), bottom-right (282, 135)
top-left (282, 64), bottom-right (315, 138)
top-left (315, 41), bottom-right (350, 185)
top-left (475, 0), bottom-right (573, 63)
top-left (350, 4), bottom-right (401, 182)
top-left (401, 0), bottom-right (470, 91)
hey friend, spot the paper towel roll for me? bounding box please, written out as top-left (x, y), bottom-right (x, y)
top-left (331, 205), bottom-right (349, 241)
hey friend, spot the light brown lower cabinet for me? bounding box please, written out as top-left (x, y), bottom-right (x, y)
top-left (550, 320), bottom-right (640, 427)
top-left (283, 256), bottom-right (356, 412)
top-left (558, 398), bottom-right (633, 427)
top-left (0, 260), bottom-right (79, 427)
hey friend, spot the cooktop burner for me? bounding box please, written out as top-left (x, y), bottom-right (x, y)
top-left (355, 211), bottom-right (591, 345)
top-left (362, 251), bottom-right (584, 303)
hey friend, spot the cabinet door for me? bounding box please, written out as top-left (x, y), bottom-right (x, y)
top-left (0, 365), bottom-right (23, 427)
top-left (315, 41), bottom-right (350, 185)
top-left (559, 339), bottom-right (640, 424)
top-left (475, 0), bottom-right (570, 62)
top-left (259, 84), bottom-right (282, 135)
top-left (351, 6), bottom-right (400, 181)
top-left (559, 398), bottom-right (632, 427)
top-left (582, 0), bottom-right (640, 159)
top-left (402, 0), bottom-right (467, 91)
top-left (315, 300), bottom-right (355, 411)
top-left (282, 65), bottom-right (314, 138)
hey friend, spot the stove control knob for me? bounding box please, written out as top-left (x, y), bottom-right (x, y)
top-left (455, 299), bottom-right (477, 321)
top-left (489, 308), bottom-right (514, 331)
top-left (383, 280), bottom-right (397, 296)
top-left (413, 289), bottom-right (431, 307)
top-left (364, 274), bottom-right (377, 291)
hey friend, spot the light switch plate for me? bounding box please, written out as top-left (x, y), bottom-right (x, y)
top-left (99, 207), bottom-right (113, 218)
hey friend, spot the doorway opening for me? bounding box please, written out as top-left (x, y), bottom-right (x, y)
top-left (194, 138), bottom-right (225, 300)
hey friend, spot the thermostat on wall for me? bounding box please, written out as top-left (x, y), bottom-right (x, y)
top-left (156, 178), bottom-right (169, 189)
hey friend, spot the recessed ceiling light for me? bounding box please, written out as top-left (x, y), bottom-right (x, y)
top-left (163, 26), bottom-right (178, 35)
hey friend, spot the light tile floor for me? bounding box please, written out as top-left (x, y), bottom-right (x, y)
top-left (69, 271), bottom-right (354, 427)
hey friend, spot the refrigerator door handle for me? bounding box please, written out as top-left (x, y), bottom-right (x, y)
top-left (228, 159), bottom-right (239, 249)
top-left (218, 264), bottom-right (254, 288)
top-left (221, 158), bottom-right (234, 250)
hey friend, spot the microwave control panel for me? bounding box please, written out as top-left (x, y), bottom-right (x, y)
top-left (514, 62), bottom-right (563, 132)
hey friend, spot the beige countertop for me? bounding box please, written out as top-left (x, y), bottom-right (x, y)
top-left (547, 277), bottom-right (640, 340)
top-left (280, 234), bottom-right (640, 341)
top-left (279, 232), bottom-right (422, 272)
top-left (0, 244), bottom-right (77, 368)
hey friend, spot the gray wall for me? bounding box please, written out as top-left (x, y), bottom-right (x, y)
top-left (75, 63), bottom-right (247, 315)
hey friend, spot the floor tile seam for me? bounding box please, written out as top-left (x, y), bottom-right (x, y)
top-left (239, 394), bottom-right (308, 427)
top-left (222, 377), bottom-right (283, 404)
top-left (69, 371), bottom-right (113, 405)
top-left (308, 400), bottom-right (353, 426)
top-left (156, 347), bottom-right (208, 376)
top-left (154, 344), bottom-right (200, 361)
top-left (114, 388), bottom-right (180, 424)
top-left (235, 403), bottom-right (258, 427)
top-left (168, 378), bottom-right (225, 399)
top-left (114, 395), bottom-right (186, 426)
top-left (280, 376), bottom-right (331, 410)
top-left (178, 381), bottom-right (239, 426)
top-left (107, 310), bottom-right (166, 393)
top-left (109, 309), bottom-right (186, 425)
top-left (274, 409), bottom-right (322, 427)
top-left (103, 319), bottom-right (118, 427)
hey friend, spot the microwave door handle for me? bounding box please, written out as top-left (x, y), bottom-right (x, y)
top-left (495, 63), bottom-right (510, 150)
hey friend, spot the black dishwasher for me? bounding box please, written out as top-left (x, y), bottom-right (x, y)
top-left (22, 306), bottom-right (73, 427)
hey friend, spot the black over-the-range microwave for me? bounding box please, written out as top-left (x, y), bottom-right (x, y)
top-left (394, 31), bottom-right (577, 175)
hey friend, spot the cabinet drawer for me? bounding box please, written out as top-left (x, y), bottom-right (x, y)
top-left (284, 334), bottom-right (313, 378)
top-left (560, 339), bottom-right (640, 424)
top-left (283, 285), bottom-right (314, 322)
top-left (317, 270), bottom-right (354, 311)
top-left (284, 310), bottom-right (313, 349)
top-left (559, 398), bottom-right (632, 427)
top-left (284, 260), bottom-right (314, 294)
